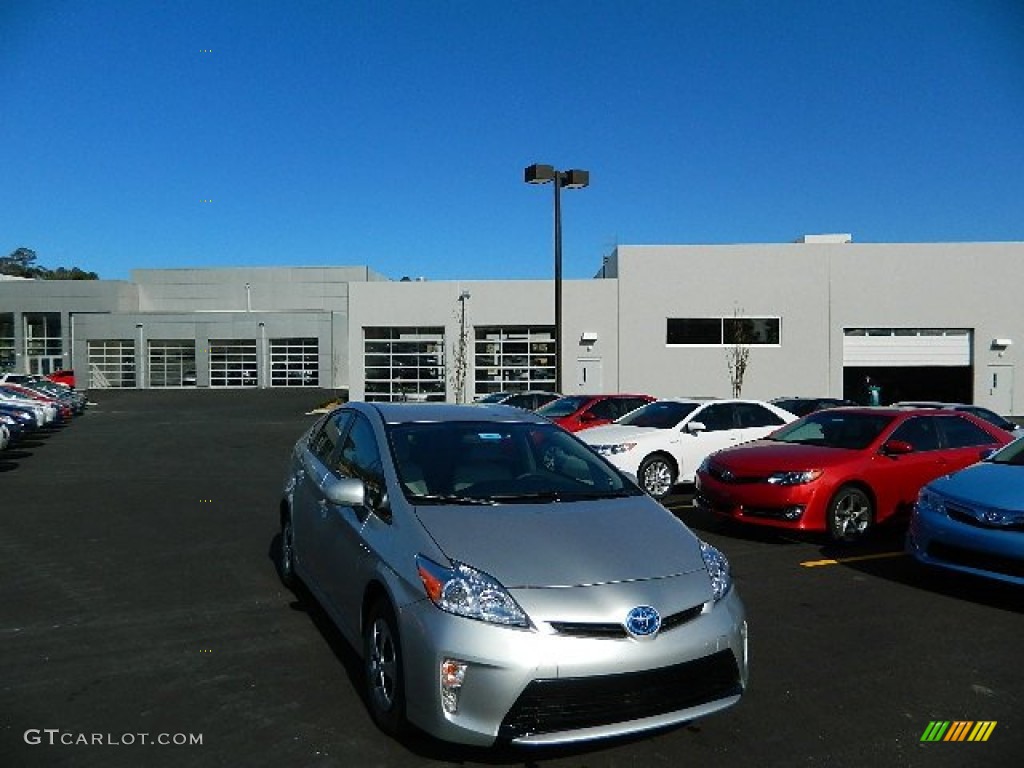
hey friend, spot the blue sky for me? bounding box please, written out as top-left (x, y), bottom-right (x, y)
top-left (3, 0), bottom-right (1023, 281)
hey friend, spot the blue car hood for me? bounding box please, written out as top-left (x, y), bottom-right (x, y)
top-left (929, 461), bottom-right (1024, 510)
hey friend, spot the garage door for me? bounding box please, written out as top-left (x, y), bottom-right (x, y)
top-left (843, 329), bottom-right (971, 367)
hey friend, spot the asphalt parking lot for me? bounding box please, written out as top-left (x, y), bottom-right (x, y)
top-left (2, 390), bottom-right (1021, 768)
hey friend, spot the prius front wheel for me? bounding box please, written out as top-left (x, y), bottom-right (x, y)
top-left (364, 599), bottom-right (406, 738)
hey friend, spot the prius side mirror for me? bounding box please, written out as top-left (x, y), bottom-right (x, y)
top-left (323, 476), bottom-right (366, 507)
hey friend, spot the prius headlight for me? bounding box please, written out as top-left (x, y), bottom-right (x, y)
top-left (766, 469), bottom-right (823, 486)
top-left (699, 541), bottom-right (733, 602)
top-left (416, 555), bottom-right (529, 628)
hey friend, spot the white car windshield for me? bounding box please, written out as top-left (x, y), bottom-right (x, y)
top-left (617, 401), bottom-right (699, 429)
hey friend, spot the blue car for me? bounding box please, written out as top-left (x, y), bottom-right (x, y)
top-left (908, 437), bottom-right (1024, 586)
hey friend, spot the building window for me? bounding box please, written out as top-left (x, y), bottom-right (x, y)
top-left (667, 317), bottom-right (780, 346)
top-left (88, 340), bottom-right (136, 388)
top-left (0, 313), bottom-right (14, 371)
top-left (149, 340), bottom-right (197, 387)
top-left (24, 312), bottom-right (63, 358)
top-left (270, 338), bottom-right (319, 387)
top-left (209, 339), bottom-right (258, 387)
top-left (473, 326), bottom-right (556, 396)
top-left (364, 327), bottom-right (445, 402)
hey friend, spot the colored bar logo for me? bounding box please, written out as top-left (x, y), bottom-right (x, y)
top-left (920, 721), bottom-right (996, 742)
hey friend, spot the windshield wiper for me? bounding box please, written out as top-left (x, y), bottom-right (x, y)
top-left (483, 491), bottom-right (567, 503)
top-left (489, 490), bottom-right (624, 503)
top-left (407, 493), bottom-right (497, 506)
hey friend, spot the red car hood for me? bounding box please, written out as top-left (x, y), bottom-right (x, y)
top-left (707, 440), bottom-right (864, 471)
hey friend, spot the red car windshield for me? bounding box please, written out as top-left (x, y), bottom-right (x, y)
top-left (768, 412), bottom-right (896, 450)
top-left (536, 396), bottom-right (590, 418)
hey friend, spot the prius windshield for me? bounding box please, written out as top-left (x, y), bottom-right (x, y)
top-left (768, 412), bottom-right (895, 450)
top-left (388, 421), bottom-right (640, 503)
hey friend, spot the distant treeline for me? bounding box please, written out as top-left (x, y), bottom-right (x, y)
top-left (1, 247), bottom-right (99, 280)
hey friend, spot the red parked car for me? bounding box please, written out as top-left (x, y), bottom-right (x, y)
top-left (535, 393), bottom-right (655, 432)
top-left (695, 407), bottom-right (1013, 542)
top-left (46, 369), bottom-right (77, 389)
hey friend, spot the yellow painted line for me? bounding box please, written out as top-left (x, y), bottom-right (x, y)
top-left (799, 551), bottom-right (905, 568)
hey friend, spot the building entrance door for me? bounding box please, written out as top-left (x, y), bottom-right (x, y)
top-left (987, 364), bottom-right (1014, 415)
top-left (28, 356), bottom-right (63, 375)
top-left (575, 358), bottom-right (602, 394)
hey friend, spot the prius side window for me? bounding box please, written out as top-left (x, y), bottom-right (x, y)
top-left (334, 414), bottom-right (384, 499)
top-left (310, 411), bottom-right (353, 465)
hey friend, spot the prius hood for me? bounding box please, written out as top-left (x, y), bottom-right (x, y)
top-left (413, 496), bottom-right (705, 588)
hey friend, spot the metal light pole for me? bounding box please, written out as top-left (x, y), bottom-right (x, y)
top-left (524, 164), bottom-right (589, 394)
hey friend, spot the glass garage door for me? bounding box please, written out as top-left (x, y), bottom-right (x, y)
top-left (209, 340), bottom-right (258, 387)
top-left (149, 340), bottom-right (197, 387)
top-left (364, 327), bottom-right (445, 402)
top-left (473, 326), bottom-right (555, 396)
top-left (270, 338), bottom-right (319, 387)
top-left (88, 340), bottom-right (136, 388)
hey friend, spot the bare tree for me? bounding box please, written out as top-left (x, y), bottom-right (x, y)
top-left (726, 309), bottom-right (752, 398)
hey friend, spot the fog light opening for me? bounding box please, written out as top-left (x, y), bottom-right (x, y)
top-left (440, 659), bottom-right (468, 715)
top-left (782, 506), bottom-right (805, 521)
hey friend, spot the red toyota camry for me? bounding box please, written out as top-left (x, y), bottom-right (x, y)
top-left (695, 407), bottom-right (1013, 542)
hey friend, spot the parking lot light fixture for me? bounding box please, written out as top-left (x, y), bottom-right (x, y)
top-left (524, 164), bottom-right (590, 393)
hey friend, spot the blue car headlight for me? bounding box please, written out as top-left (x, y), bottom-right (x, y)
top-left (915, 487), bottom-right (944, 517)
top-left (699, 541), bottom-right (733, 602)
top-left (416, 555), bottom-right (529, 628)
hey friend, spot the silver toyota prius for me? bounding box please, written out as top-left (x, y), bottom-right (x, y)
top-left (279, 402), bottom-right (748, 747)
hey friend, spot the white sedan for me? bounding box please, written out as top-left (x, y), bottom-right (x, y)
top-left (581, 398), bottom-right (798, 498)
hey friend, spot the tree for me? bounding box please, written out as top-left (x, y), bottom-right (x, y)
top-left (0, 248), bottom-right (99, 279)
top-left (726, 309), bottom-right (752, 398)
top-left (0, 247), bottom-right (39, 277)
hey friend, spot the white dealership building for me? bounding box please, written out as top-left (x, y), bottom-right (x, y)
top-left (1, 235), bottom-right (1020, 415)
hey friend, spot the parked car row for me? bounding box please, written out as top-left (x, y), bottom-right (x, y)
top-left (0, 372), bottom-right (87, 454)
top-left (523, 392), bottom-right (1022, 586)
